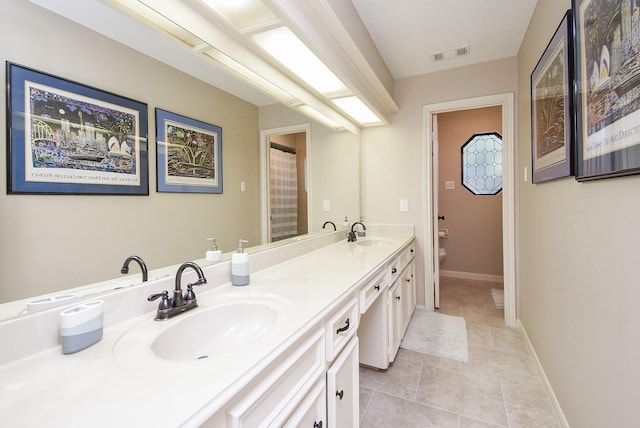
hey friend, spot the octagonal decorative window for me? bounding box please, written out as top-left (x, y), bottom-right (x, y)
top-left (461, 132), bottom-right (503, 195)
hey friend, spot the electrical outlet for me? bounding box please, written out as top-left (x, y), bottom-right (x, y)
top-left (240, 181), bottom-right (246, 191)
top-left (400, 199), bottom-right (409, 212)
top-left (323, 200), bottom-right (330, 211)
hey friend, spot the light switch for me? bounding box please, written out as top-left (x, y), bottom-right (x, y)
top-left (323, 200), bottom-right (330, 211)
top-left (240, 181), bottom-right (246, 191)
top-left (445, 181), bottom-right (455, 190)
top-left (400, 199), bottom-right (409, 212)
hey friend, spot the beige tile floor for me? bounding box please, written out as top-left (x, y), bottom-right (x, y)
top-left (359, 277), bottom-right (561, 427)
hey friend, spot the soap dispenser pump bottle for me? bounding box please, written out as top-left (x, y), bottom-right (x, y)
top-left (231, 239), bottom-right (250, 286)
top-left (206, 238), bottom-right (222, 263)
top-left (342, 216), bottom-right (350, 229)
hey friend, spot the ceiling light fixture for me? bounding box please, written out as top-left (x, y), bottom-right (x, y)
top-left (252, 27), bottom-right (349, 97)
top-left (200, 0), bottom-right (278, 32)
top-left (298, 105), bottom-right (342, 130)
top-left (332, 96), bottom-right (382, 125)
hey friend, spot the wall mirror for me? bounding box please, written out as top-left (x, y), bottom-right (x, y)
top-left (0, 1), bottom-right (361, 322)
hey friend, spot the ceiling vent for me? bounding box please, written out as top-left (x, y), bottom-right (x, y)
top-left (432, 44), bottom-right (470, 62)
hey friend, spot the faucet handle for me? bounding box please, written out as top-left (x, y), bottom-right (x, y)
top-left (183, 279), bottom-right (206, 304)
top-left (148, 291), bottom-right (171, 311)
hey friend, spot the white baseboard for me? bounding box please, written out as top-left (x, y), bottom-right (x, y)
top-left (517, 320), bottom-right (569, 428)
top-left (439, 270), bottom-right (503, 283)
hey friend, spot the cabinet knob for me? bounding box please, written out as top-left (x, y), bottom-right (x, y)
top-left (314, 422), bottom-right (323, 428)
top-left (391, 267), bottom-right (397, 274)
top-left (396, 295), bottom-right (401, 301)
top-left (375, 285), bottom-right (380, 291)
top-left (336, 389), bottom-right (344, 400)
top-left (336, 318), bottom-right (350, 334)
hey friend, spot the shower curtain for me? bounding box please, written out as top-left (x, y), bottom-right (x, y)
top-left (270, 147), bottom-right (298, 241)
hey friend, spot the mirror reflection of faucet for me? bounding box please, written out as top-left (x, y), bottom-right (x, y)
top-left (120, 255), bottom-right (148, 282)
top-left (322, 221), bottom-right (337, 231)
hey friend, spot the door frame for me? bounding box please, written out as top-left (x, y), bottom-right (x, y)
top-left (259, 123), bottom-right (311, 244)
top-left (422, 93), bottom-right (516, 327)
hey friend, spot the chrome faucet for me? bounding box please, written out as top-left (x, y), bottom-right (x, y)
top-left (348, 222), bottom-right (366, 242)
top-left (120, 255), bottom-right (148, 282)
top-left (322, 221), bottom-right (337, 231)
top-left (147, 261), bottom-right (207, 321)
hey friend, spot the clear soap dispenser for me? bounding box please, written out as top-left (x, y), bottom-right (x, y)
top-left (342, 216), bottom-right (350, 229)
top-left (206, 237), bottom-right (221, 263)
top-left (231, 239), bottom-right (250, 286)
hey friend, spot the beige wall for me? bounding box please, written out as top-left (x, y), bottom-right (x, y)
top-left (438, 107), bottom-right (503, 276)
top-left (361, 57), bottom-right (517, 307)
top-left (0, 1), bottom-right (260, 302)
top-left (517, 1), bottom-right (640, 426)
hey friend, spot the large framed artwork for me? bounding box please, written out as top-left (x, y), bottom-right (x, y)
top-left (6, 62), bottom-right (149, 195)
top-left (155, 108), bottom-right (222, 194)
top-left (531, 10), bottom-right (574, 183)
top-left (573, 0), bottom-right (640, 180)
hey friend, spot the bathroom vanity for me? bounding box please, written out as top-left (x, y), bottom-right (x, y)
top-left (0, 225), bottom-right (415, 427)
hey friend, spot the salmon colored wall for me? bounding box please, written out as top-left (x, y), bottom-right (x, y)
top-left (438, 106), bottom-right (503, 277)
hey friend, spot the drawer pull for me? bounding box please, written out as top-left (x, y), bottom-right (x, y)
top-left (336, 390), bottom-right (344, 400)
top-left (336, 318), bottom-right (350, 334)
top-left (314, 422), bottom-right (323, 428)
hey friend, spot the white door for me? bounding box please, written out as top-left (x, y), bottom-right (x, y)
top-left (432, 115), bottom-right (440, 309)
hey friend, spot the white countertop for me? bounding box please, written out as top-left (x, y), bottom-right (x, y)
top-left (0, 231), bottom-right (414, 427)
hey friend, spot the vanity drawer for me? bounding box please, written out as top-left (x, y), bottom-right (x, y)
top-left (325, 298), bottom-right (358, 361)
top-left (359, 269), bottom-right (388, 313)
top-left (225, 329), bottom-right (325, 428)
top-left (400, 243), bottom-right (416, 268)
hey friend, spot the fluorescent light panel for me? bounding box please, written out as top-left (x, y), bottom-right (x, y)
top-left (332, 96), bottom-right (382, 125)
top-left (110, 0), bottom-right (203, 47)
top-left (252, 27), bottom-right (348, 96)
top-left (298, 105), bottom-right (341, 129)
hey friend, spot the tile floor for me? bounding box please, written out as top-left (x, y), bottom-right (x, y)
top-left (359, 276), bottom-right (561, 427)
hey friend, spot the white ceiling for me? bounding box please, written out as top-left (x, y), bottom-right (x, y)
top-left (351, 0), bottom-right (539, 79)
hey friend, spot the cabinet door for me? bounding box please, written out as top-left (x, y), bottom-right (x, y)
top-left (388, 280), bottom-right (403, 363)
top-left (283, 379), bottom-right (326, 428)
top-left (327, 337), bottom-right (359, 427)
top-left (400, 263), bottom-right (416, 334)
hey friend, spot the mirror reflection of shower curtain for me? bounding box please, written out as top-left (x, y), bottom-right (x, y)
top-left (270, 147), bottom-right (298, 241)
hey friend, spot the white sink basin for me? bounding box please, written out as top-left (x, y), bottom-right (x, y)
top-left (357, 239), bottom-right (392, 247)
top-left (114, 293), bottom-right (290, 364)
top-left (152, 301), bottom-right (279, 361)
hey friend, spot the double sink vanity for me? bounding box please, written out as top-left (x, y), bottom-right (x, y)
top-left (0, 225), bottom-right (416, 427)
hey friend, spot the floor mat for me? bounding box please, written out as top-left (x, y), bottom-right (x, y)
top-left (400, 309), bottom-right (468, 362)
top-left (491, 288), bottom-right (504, 310)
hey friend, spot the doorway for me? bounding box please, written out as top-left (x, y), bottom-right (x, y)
top-left (260, 124), bottom-right (311, 244)
top-left (423, 93), bottom-right (516, 327)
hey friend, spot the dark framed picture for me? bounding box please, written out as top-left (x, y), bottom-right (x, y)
top-left (155, 109), bottom-right (222, 193)
top-left (6, 62), bottom-right (148, 195)
top-left (531, 10), bottom-right (574, 183)
top-left (573, 0), bottom-right (640, 180)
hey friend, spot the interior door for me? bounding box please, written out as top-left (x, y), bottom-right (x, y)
top-left (432, 114), bottom-right (440, 309)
